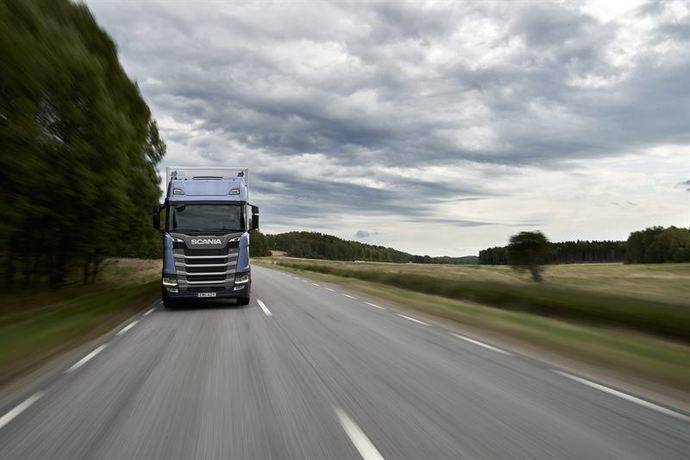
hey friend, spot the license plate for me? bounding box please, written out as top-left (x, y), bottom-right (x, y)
top-left (197, 292), bottom-right (217, 298)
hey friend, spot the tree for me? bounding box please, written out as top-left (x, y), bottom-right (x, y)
top-left (249, 230), bottom-right (271, 257)
top-left (507, 231), bottom-right (550, 282)
top-left (0, 0), bottom-right (165, 287)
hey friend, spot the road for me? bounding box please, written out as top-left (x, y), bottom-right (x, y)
top-left (1, 266), bottom-right (688, 459)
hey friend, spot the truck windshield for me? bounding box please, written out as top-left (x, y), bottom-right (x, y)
top-left (167, 204), bottom-right (243, 234)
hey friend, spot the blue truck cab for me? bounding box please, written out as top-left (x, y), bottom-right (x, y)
top-left (152, 167), bottom-right (259, 308)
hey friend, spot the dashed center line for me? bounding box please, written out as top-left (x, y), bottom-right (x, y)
top-left (397, 314), bottom-right (428, 326)
top-left (342, 294), bottom-right (357, 299)
top-left (257, 299), bottom-right (272, 317)
top-left (450, 333), bottom-right (511, 355)
top-left (66, 344), bottom-right (107, 373)
top-left (365, 302), bottom-right (385, 310)
top-left (554, 370), bottom-right (690, 421)
top-left (326, 287), bottom-right (335, 292)
top-left (312, 283), bottom-right (320, 287)
top-left (116, 320), bottom-right (138, 336)
top-left (335, 407), bottom-right (384, 460)
top-left (0, 392), bottom-right (44, 430)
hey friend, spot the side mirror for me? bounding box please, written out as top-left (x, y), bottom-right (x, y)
top-left (152, 204), bottom-right (161, 230)
top-left (251, 205), bottom-right (259, 230)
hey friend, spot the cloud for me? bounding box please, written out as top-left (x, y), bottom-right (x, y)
top-left (85, 0), bottom-right (690, 254)
top-left (354, 230), bottom-right (378, 239)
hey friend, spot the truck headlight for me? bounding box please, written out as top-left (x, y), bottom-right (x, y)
top-left (163, 275), bottom-right (178, 286)
top-left (163, 275), bottom-right (178, 292)
top-left (235, 272), bottom-right (249, 284)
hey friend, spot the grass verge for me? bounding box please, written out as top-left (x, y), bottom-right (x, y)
top-left (0, 259), bottom-right (160, 388)
top-left (261, 261), bottom-right (690, 395)
top-left (277, 261), bottom-right (690, 342)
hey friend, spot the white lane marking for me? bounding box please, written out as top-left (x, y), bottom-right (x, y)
top-left (66, 344), bottom-right (107, 373)
top-left (397, 314), bottom-right (429, 326)
top-left (312, 283), bottom-right (320, 287)
top-left (326, 288), bottom-right (335, 292)
top-left (365, 302), bottom-right (385, 310)
top-left (257, 299), bottom-right (272, 317)
top-left (554, 370), bottom-right (690, 422)
top-left (143, 307), bottom-right (155, 316)
top-left (450, 333), bottom-right (511, 356)
top-left (116, 320), bottom-right (139, 336)
top-left (0, 392), bottom-right (44, 430)
top-left (342, 294), bottom-right (357, 299)
top-left (335, 407), bottom-right (384, 460)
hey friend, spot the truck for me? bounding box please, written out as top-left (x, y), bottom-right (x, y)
top-left (152, 167), bottom-right (259, 308)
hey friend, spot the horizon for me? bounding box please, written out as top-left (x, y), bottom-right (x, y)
top-left (87, 0), bottom-right (690, 257)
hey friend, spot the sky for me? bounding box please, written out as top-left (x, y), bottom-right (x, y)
top-left (86, 0), bottom-right (690, 256)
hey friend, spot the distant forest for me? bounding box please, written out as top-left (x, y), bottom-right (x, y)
top-left (264, 231), bottom-right (478, 264)
top-left (479, 226), bottom-right (690, 265)
top-left (260, 226), bottom-right (690, 266)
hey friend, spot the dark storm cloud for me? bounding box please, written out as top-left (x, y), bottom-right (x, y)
top-left (86, 0), bottom-right (690, 228)
top-left (253, 172), bottom-right (489, 218)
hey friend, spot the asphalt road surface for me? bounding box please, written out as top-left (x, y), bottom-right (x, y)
top-left (1, 266), bottom-right (689, 459)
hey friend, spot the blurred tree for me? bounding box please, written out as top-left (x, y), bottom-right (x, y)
top-left (507, 231), bottom-right (550, 282)
top-left (0, 0), bottom-right (165, 287)
top-left (249, 230), bottom-right (271, 257)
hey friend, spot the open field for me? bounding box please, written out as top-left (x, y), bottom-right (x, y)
top-left (0, 259), bottom-right (161, 388)
top-left (265, 258), bottom-right (690, 341)
top-left (255, 257), bottom-right (690, 395)
top-left (263, 257), bottom-right (690, 306)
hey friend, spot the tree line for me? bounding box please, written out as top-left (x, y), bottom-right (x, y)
top-left (261, 231), bottom-right (479, 264)
top-left (1, 0), bottom-right (165, 288)
top-left (479, 226), bottom-right (690, 265)
top-left (625, 226), bottom-right (690, 263)
top-left (265, 232), bottom-right (411, 262)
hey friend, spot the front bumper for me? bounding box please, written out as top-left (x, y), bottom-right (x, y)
top-left (162, 278), bottom-right (250, 300)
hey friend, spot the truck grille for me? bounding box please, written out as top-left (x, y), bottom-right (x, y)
top-left (173, 242), bottom-right (239, 288)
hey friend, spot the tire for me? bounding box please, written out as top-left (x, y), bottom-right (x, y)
top-left (236, 297), bottom-right (250, 306)
top-left (162, 290), bottom-right (178, 309)
top-left (163, 298), bottom-right (178, 309)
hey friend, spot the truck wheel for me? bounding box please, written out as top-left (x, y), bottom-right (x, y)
top-left (236, 297), bottom-right (250, 306)
top-left (163, 299), bottom-right (178, 309)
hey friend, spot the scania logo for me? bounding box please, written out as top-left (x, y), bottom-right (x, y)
top-left (190, 238), bottom-right (222, 245)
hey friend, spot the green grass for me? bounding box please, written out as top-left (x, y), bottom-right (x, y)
top-left (275, 260), bottom-right (690, 342)
top-left (0, 259), bottom-right (161, 387)
top-left (262, 261), bottom-right (690, 392)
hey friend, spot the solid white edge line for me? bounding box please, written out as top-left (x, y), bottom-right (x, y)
top-left (343, 294), bottom-right (356, 299)
top-left (365, 302), bottom-right (385, 310)
top-left (66, 344), bottom-right (107, 373)
top-left (335, 407), bottom-right (385, 460)
top-left (0, 392), bottom-right (44, 430)
top-left (397, 314), bottom-right (428, 326)
top-left (450, 333), bottom-right (511, 356)
top-left (553, 370), bottom-right (690, 422)
top-left (257, 299), bottom-right (272, 317)
top-left (143, 307), bottom-right (155, 316)
top-left (116, 320), bottom-right (139, 336)
top-left (326, 288), bottom-right (335, 292)
top-left (312, 283), bottom-right (320, 287)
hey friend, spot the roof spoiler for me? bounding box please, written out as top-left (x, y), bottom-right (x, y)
top-left (166, 166), bottom-right (248, 185)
